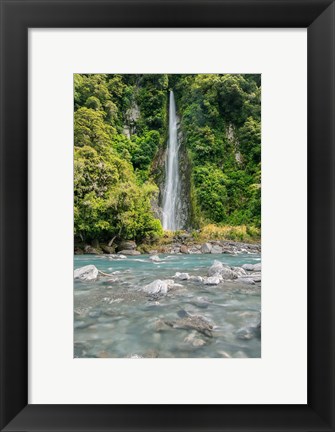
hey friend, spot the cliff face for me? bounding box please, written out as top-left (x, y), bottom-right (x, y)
top-left (176, 124), bottom-right (194, 229)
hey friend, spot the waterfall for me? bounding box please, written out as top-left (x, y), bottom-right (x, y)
top-left (162, 91), bottom-right (180, 231)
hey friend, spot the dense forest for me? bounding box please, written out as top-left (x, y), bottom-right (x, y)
top-left (74, 74), bottom-right (261, 245)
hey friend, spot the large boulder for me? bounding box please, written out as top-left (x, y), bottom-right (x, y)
top-left (208, 260), bottom-right (237, 279)
top-left (201, 243), bottom-right (212, 254)
top-left (210, 245), bottom-right (223, 254)
top-left (180, 245), bottom-right (189, 254)
top-left (142, 279), bottom-right (174, 295)
top-left (74, 265), bottom-right (98, 281)
top-left (84, 245), bottom-right (102, 255)
top-left (117, 240), bottom-right (137, 251)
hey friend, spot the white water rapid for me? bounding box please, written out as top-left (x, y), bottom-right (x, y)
top-left (162, 91), bottom-right (180, 230)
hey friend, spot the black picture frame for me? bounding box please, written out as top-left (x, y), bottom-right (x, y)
top-left (1, 0), bottom-right (334, 431)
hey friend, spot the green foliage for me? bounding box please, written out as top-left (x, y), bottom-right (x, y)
top-left (74, 74), bottom-right (163, 243)
top-left (131, 130), bottom-right (161, 172)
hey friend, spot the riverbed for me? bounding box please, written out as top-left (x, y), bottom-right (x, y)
top-left (74, 253), bottom-right (261, 358)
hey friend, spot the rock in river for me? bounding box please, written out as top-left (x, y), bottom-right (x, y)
top-left (142, 279), bottom-right (175, 295)
top-left (242, 263), bottom-right (261, 272)
top-left (174, 272), bottom-right (190, 280)
top-left (208, 260), bottom-right (238, 279)
top-left (74, 265), bottom-right (98, 281)
top-left (149, 254), bottom-right (161, 262)
top-left (203, 276), bottom-right (222, 285)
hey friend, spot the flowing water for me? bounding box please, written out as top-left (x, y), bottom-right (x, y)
top-left (74, 253), bottom-right (261, 358)
top-left (162, 91), bottom-right (180, 230)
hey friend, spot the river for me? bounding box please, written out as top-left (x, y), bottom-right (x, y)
top-left (74, 253), bottom-right (261, 358)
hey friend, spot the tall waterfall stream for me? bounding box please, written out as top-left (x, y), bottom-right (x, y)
top-left (162, 91), bottom-right (180, 230)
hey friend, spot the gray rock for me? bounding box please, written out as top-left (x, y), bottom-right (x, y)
top-left (208, 260), bottom-right (237, 279)
top-left (149, 254), bottom-right (161, 262)
top-left (74, 265), bottom-right (98, 281)
top-left (204, 276), bottom-right (222, 285)
top-left (174, 272), bottom-right (190, 280)
top-left (232, 266), bottom-right (247, 276)
top-left (211, 245), bottom-right (223, 254)
top-left (250, 273), bottom-right (261, 282)
top-left (201, 242), bottom-right (212, 253)
top-left (188, 247), bottom-right (201, 254)
top-left (142, 279), bottom-right (174, 295)
top-left (180, 245), bottom-right (189, 254)
top-left (84, 245), bottom-right (102, 255)
top-left (117, 240), bottom-right (137, 251)
top-left (242, 263), bottom-right (261, 272)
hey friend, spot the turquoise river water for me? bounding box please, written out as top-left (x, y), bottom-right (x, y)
top-left (74, 253), bottom-right (261, 358)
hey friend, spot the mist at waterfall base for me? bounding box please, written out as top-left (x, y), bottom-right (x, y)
top-left (162, 91), bottom-right (180, 231)
top-left (74, 253), bottom-right (261, 358)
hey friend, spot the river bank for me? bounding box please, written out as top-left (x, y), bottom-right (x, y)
top-left (75, 238), bottom-right (261, 256)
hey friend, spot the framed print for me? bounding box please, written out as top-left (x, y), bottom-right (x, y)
top-left (29, 28), bottom-right (306, 405)
top-left (0, 0), bottom-right (334, 431)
